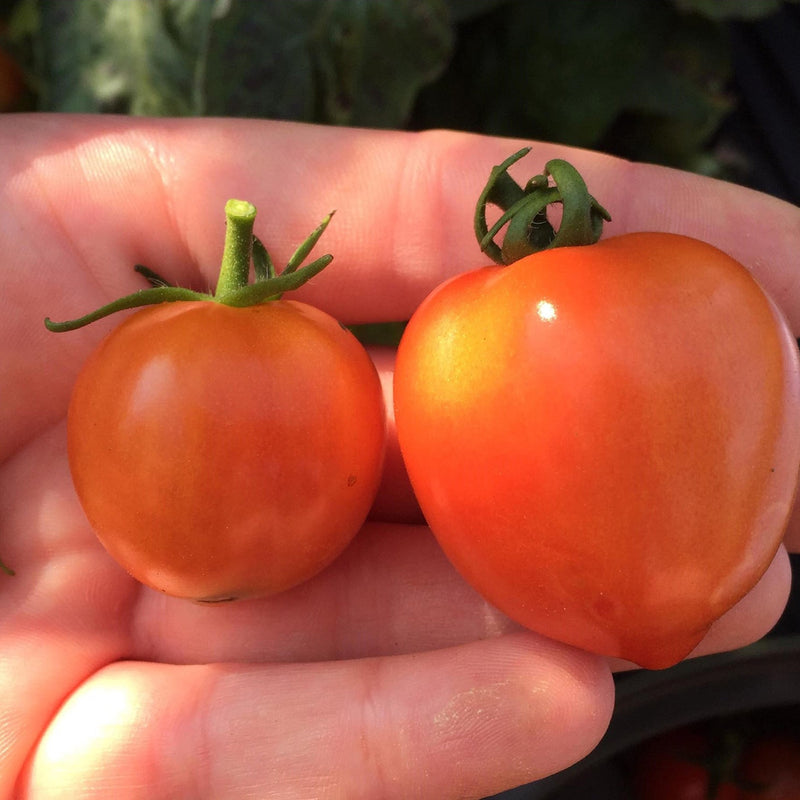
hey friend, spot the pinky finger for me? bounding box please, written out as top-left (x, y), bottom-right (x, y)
top-left (21, 634), bottom-right (614, 800)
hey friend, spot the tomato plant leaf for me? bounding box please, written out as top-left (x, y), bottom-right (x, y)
top-left (412, 0), bottom-right (735, 171)
top-left (33, 0), bottom-right (454, 126)
top-left (204, 0), bottom-right (454, 127)
top-left (200, 1), bottom-right (317, 121)
top-left (36, 0), bottom-right (214, 114)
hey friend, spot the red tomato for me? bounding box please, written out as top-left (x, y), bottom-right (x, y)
top-left (632, 727), bottom-right (740, 800)
top-left (739, 736), bottom-right (800, 799)
top-left (68, 299), bottom-right (386, 601)
top-left (394, 232), bottom-right (800, 668)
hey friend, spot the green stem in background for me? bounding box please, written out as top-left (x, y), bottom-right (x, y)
top-left (45, 201), bottom-right (336, 332)
top-left (475, 147), bottom-right (612, 266)
top-left (135, 263), bottom-right (174, 287)
top-left (349, 320), bottom-right (408, 347)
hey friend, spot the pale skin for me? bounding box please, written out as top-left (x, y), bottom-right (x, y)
top-left (1, 114), bottom-right (799, 799)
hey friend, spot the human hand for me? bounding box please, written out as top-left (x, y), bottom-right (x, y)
top-left (1, 114), bottom-right (797, 799)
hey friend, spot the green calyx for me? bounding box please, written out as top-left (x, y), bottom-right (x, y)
top-left (475, 147), bottom-right (611, 266)
top-left (45, 200), bottom-right (335, 332)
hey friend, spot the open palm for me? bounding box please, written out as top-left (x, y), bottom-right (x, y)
top-left (1, 115), bottom-right (798, 800)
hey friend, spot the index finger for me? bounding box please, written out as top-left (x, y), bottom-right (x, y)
top-left (10, 114), bottom-right (800, 326)
top-left (170, 121), bottom-right (800, 329)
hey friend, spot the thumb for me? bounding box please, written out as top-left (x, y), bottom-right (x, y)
top-left (21, 633), bottom-right (614, 800)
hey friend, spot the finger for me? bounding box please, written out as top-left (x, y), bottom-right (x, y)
top-left (130, 521), bottom-right (520, 665)
top-left (368, 346), bottom-right (423, 523)
top-left (0, 423), bottom-right (136, 792)
top-left (8, 115), bottom-right (800, 325)
top-left (782, 497), bottom-right (800, 552)
top-left (21, 635), bottom-right (614, 800)
top-left (130, 520), bottom-right (792, 670)
top-left (155, 120), bottom-right (800, 329)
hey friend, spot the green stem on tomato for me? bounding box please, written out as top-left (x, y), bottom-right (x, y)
top-left (475, 148), bottom-right (611, 266)
top-left (44, 285), bottom-right (210, 332)
top-left (223, 253), bottom-right (333, 306)
top-left (0, 558), bottom-right (14, 576)
top-left (252, 237), bottom-right (276, 282)
top-left (284, 212), bottom-right (335, 275)
top-left (45, 202), bottom-right (336, 332)
top-left (474, 148), bottom-right (531, 265)
top-left (215, 200), bottom-right (258, 298)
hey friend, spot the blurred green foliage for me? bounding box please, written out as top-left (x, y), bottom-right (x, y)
top-left (2, 0), bottom-right (798, 175)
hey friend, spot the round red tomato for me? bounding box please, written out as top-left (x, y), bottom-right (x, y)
top-left (394, 232), bottom-right (800, 668)
top-left (68, 299), bottom-right (386, 601)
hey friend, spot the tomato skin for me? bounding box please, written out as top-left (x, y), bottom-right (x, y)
top-left (68, 300), bottom-right (386, 601)
top-left (394, 232), bottom-right (800, 668)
